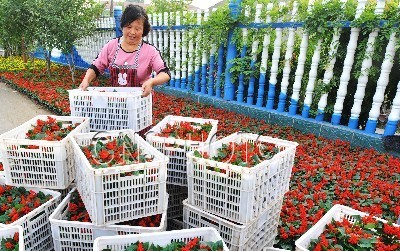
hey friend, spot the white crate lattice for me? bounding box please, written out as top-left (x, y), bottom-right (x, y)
top-left (0, 177), bottom-right (61, 251)
top-left (166, 183), bottom-right (188, 219)
top-left (72, 129), bottom-right (168, 225)
top-left (49, 188), bottom-right (168, 251)
top-left (0, 115), bottom-right (89, 189)
top-left (93, 227), bottom-right (229, 251)
top-left (183, 197), bottom-right (283, 251)
top-left (68, 87), bottom-right (152, 132)
top-left (187, 132), bottom-right (298, 224)
top-left (146, 115), bottom-right (218, 186)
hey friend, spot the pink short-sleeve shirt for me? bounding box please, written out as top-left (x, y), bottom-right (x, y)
top-left (90, 37), bottom-right (169, 84)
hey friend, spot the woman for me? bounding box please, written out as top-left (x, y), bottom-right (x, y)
top-left (79, 4), bottom-right (170, 97)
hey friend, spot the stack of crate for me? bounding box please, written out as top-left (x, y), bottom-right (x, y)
top-left (63, 129), bottom-right (169, 250)
top-left (184, 132), bottom-right (299, 251)
top-left (0, 115), bottom-right (90, 250)
top-left (146, 115), bottom-right (218, 230)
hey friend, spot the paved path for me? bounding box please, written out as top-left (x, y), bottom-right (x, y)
top-left (0, 81), bottom-right (55, 134)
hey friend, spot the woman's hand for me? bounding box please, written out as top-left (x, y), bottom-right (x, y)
top-left (79, 80), bottom-right (89, 91)
top-left (141, 78), bottom-right (154, 97)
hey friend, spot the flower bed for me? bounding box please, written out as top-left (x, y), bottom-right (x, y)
top-left (50, 188), bottom-right (168, 251)
top-left (146, 115), bottom-right (218, 186)
top-left (0, 225), bottom-right (24, 251)
top-left (71, 129), bottom-right (168, 225)
top-left (0, 177), bottom-right (61, 251)
top-left (0, 115), bottom-right (89, 189)
top-left (187, 132), bottom-right (298, 224)
top-left (1, 60), bottom-right (400, 250)
top-left (68, 87), bottom-right (152, 132)
top-left (93, 227), bottom-right (229, 251)
top-left (295, 204), bottom-right (400, 251)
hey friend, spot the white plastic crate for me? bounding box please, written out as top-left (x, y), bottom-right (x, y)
top-left (295, 204), bottom-right (400, 251)
top-left (0, 177), bottom-right (61, 251)
top-left (146, 115), bottom-right (218, 186)
top-left (264, 247), bottom-right (290, 251)
top-left (50, 188), bottom-right (168, 251)
top-left (72, 129), bottom-right (168, 225)
top-left (0, 225), bottom-right (24, 251)
top-left (0, 115), bottom-right (89, 189)
top-left (69, 87), bottom-right (152, 132)
top-left (183, 196), bottom-right (283, 251)
top-left (166, 183), bottom-right (188, 219)
top-left (0, 152), bottom-right (3, 177)
top-left (93, 227), bottom-right (229, 251)
top-left (187, 132), bottom-right (298, 224)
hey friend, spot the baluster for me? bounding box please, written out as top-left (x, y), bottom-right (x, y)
top-left (331, 0), bottom-right (368, 124)
top-left (163, 12), bottom-right (169, 56)
top-left (237, 6), bottom-right (250, 103)
top-left (385, 81), bottom-right (400, 136)
top-left (256, 3), bottom-right (273, 107)
top-left (169, 12), bottom-right (175, 86)
top-left (174, 12), bottom-right (181, 88)
top-left (349, 0), bottom-right (386, 128)
top-left (152, 14), bottom-right (158, 47)
top-left (148, 14), bottom-right (152, 44)
top-left (200, 10), bottom-right (209, 94)
top-left (277, 1), bottom-right (298, 111)
top-left (365, 31), bottom-right (398, 133)
top-left (289, 0), bottom-right (315, 114)
top-left (207, 44), bottom-right (217, 96)
top-left (246, 4), bottom-right (262, 105)
top-left (181, 11), bottom-right (188, 89)
top-left (187, 11), bottom-right (195, 91)
top-left (315, 0), bottom-right (350, 121)
top-left (158, 13), bottom-right (163, 52)
top-left (194, 10), bottom-right (202, 92)
top-left (266, 2), bottom-right (285, 109)
top-left (215, 44), bottom-right (224, 98)
top-left (301, 39), bottom-right (321, 118)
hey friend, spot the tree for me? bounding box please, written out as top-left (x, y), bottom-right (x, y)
top-left (146, 0), bottom-right (192, 14)
top-left (32, 0), bottom-right (103, 81)
top-left (0, 0), bottom-right (37, 60)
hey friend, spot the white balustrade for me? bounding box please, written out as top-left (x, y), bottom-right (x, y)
top-left (385, 81), bottom-right (400, 135)
top-left (365, 31), bottom-right (398, 133)
top-left (331, 0), bottom-right (368, 124)
top-left (277, 1), bottom-right (298, 111)
top-left (266, 2), bottom-right (286, 109)
top-left (174, 12), bottom-right (181, 88)
top-left (256, 3), bottom-right (273, 107)
top-left (349, 0), bottom-right (386, 128)
top-left (289, 0), bottom-right (315, 114)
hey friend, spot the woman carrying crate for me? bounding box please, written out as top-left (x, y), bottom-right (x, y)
top-left (79, 4), bottom-right (171, 97)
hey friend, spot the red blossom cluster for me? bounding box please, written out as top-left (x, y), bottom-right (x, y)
top-left (119, 238), bottom-right (224, 251)
top-left (157, 121), bottom-right (213, 142)
top-left (0, 185), bottom-right (53, 223)
top-left (0, 231), bottom-right (19, 251)
top-left (25, 116), bottom-right (80, 142)
top-left (0, 162), bottom-right (3, 171)
top-left (309, 215), bottom-right (400, 251)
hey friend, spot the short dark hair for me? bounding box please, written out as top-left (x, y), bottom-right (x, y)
top-left (120, 5), bottom-right (151, 37)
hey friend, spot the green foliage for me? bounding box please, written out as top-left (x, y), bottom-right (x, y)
top-left (146, 0), bottom-right (192, 15)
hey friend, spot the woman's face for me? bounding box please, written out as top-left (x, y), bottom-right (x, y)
top-left (122, 19), bottom-right (144, 46)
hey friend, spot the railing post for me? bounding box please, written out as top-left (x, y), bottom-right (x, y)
top-left (114, 6), bottom-right (123, 37)
top-left (223, 0), bottom-right (241, 101)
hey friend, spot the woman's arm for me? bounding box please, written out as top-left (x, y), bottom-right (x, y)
top-left (141, 72), bottom-right (170, 97)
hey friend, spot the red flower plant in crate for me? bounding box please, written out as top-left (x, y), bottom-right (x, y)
top-left (0, 184), bottom-right (53, 223)
top-left (156, 121), bottom-right (214, 143)
top-left (309, 215), bottom-right (400, 251)
top-left (0, 231), bottom-right (19, 251)
top-left (25, 116), bottom-right (81, 149)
